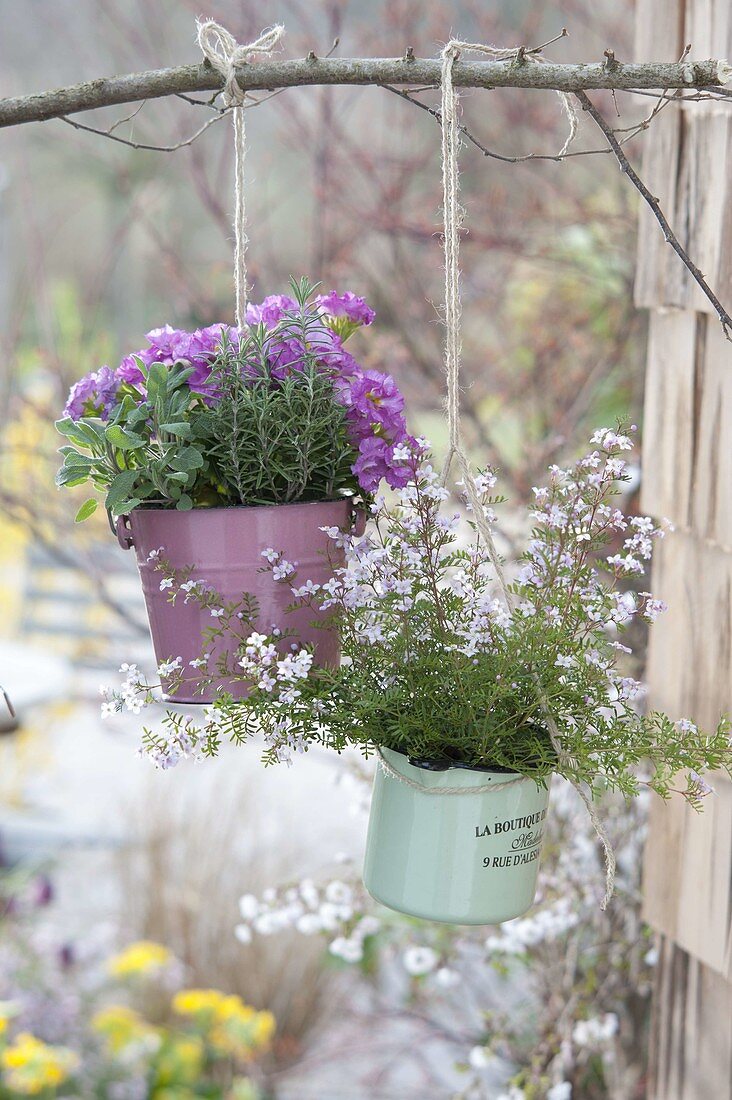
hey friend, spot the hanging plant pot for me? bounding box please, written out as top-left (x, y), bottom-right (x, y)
top-left (363, 747), bottom-right (551, 925)
top-left (116, 499), bottom-right (361, 703)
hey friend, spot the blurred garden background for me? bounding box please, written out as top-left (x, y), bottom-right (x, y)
top-left (0, 1), bottom-right (658, 1097)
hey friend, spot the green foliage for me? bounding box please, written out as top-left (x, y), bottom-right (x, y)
top-left (198, 301), bottom-right (356, 505)
top-left (133, 434), bottom-right (732, 804)
top-left (55, 280), bottom-right (361, 517)
top-left (55, 360), bottom-right (212, 516)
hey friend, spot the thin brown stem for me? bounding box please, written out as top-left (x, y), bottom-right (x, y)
top-left (575, 89), bottom-right (732, 342)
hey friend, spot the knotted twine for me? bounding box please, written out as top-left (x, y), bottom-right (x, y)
top-left (437, 39), bottom-right (615, 908)
top-left (196, 19), bottom-right (285, 327)
top-left (193, 18), bottom-right (615, 907)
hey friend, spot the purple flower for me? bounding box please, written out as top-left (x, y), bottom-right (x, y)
top-left (352, 436), bottom-right (413, 493)
top-left (246, 295), bottom-right (298, 327)
top-left (266, 336), bottom-right (308, 379)
top-left (63, 366), bottom-right (121, 421)
top-left (319, 334), bottom-right (361, 377)
top-left (317, 292), bottom-right (375, 327)
top-left (63, 374), bottom-right (99, 420)
top-left (137, 323), bottom-right (238, 397)
top-left (144, 324), bottom-right (181, 363)
top-left (352, 437), bottom-right (391, 493)
top-left (116, 354), bottom-right (146, 386)
top-left (340, 368), bottom-right (407, 441)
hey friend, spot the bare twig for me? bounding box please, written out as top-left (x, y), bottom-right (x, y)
top-left (59, 110), bottom-right (227, 152)
top-left (382, 84), bottom-right (676, 166)
top-left (0, 57), bottom-right (729, 129)
top-left (575, 90), bottom-right (732, 341)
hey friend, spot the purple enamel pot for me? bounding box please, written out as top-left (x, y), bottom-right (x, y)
top-left (116, 499), bottom-right (362, 703)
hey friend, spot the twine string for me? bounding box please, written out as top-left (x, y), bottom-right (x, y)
top-left (194, 19), bottom-right (614, 907)
top-left (196, 19), bottom-right (285, 327)
top-left (377, 747), bottom-right (525, 795)
top-left (433, 38), bottom-right (615, 908)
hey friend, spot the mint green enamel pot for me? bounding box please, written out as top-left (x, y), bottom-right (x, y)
top-left (363, 747), bottom-right (551, 925)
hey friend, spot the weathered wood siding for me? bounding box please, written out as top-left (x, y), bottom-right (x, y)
top-left (636, 0), bottom-right (732, 1094)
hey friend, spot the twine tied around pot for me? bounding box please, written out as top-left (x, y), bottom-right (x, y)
top-left (196, 18), bottom-right (285, 327)
top-left (193, 18), bottom-right (615, 908)
top-left (437, 39), bottom-right (616, 908)
top-left (376, 748), bottom-right (526, 795)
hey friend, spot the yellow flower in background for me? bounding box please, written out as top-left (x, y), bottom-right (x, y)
top-left (209, 997), bottom-right (276, 1060)
top-left (0, 1018), bottom-right (6, 1037)
top-left (92, 1005), bottom-right (161, 1056)
top-left (172, 988), bottom-right (224, 1019)
top-left (172, 989), bottom-right (276, 1061)
top-left (108, 940), bottom-right (174, 980)
top-left (250, 1011), bottom-right (276, 1048)
top-left (1, 1032), bottom-right (78, 1095)
top-left (217, 996), bottom-right (256, 1025)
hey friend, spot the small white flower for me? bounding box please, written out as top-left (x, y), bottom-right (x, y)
top-left (403, 945), bottom-right (438, 976)
top-left (435, 967), bottom-right (459, 988)
top-left (147, 547), bottom-right (164, 561)
top-left (157, 657), bottom-right (182, 677)
top-left (325, 880), bottom-right (353, 906)
top-left (291, 579), bottom-right (321, 598)
top-left (689, 770), bottom-right (715, 797)
top-left (272, 559), bottom-right (295, 581)
top-left (261, 547), bottom-right (280, 563)
top-left (299, 879), bottom-right (320, 909)
top-left (354, 916), bottom-right (380, 939)
top-left (572, 1013), bottom-right (618, 1048)
top-left (318, 902), bottom-right (347, 930)
top-left (329, 936), bottom-right (363, 963)
top-left (159, 577), bottom-right (174, 591)
top-left (468, 1046), bottom-right (493, 1070)
top-left (295, 913), bottom-right (322, 935)
top-left (239, 894), bottom-right (259, 920)
top-left (234, 923), bottom-right (252, 944)
top-left (210, 608), bottom-right (225, 618)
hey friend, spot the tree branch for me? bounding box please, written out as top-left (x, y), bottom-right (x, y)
top-left (575, 89), bottom-right (732, 341)
top-left (0, 57), bottom-right (729, 129)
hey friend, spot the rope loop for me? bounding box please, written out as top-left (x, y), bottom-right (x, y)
top-left (377, 747), bottom-right (525, 795)
top-left (438, 39), bottom-right (614, 908)
top-left (196, 18), bottom-right (285, 324)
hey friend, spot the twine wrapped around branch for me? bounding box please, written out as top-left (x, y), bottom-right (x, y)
top-left (437, 38), bottom-right (616, 908)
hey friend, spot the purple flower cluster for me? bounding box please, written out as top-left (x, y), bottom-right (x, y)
top-left (62, 290), bottom-right (411, 494)
top-left (63, 323), bottom-right (238, 419)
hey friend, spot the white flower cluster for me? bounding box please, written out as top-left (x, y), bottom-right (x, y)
top-left (485, 897), bottom-right (579, 955)
top-left (607, 515), bottom-right (667, 577)
top-left (235, 877), bottom-right (380, 962)
top-left (100, 663), bottom-right (151, 718)
top-left (237, 630), bottom-right (314, 720)
top-left (142, 721), bottom-right (205, 770)
top-left (572, 1012), bottom-right (618, 1048)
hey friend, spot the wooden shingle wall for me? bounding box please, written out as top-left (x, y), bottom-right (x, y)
top-left (636, 0), bottom-right (732, 1094)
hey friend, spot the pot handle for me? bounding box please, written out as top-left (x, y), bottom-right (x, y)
top-left (350, 502), bottom-right (367, 536)
top-left (115, 514), bottom-right (135, 550)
